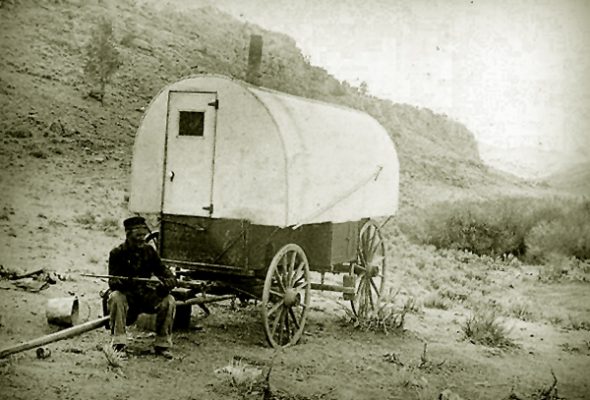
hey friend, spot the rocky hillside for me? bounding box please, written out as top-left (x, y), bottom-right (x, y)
top-left (0, 0), bottom-right (532, 211)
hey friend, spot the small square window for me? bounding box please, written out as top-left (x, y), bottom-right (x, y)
top-left (179, 111), bottom-right (204, 136)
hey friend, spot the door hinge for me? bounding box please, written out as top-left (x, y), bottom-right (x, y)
top-left (208, 99), bottom-right (219, 109)
top-left (202, 204), bottom-right (214, 214)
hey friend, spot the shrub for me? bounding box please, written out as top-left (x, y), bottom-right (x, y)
top-left (537, 253), bottom-right (590, 282)
top-left (99, 217), bottom-right (120, 236)
top-left (401, 196), bottom-right (590, 261)
top-left (504, 298), bottom-right (536, 322)
top-left (83, 16), bottom-right (121, 104)
top-left (341, 291), bottom-right (415, 334)
top-left (73, 211), bottom-right (96, 227)
top-left (461, 308), bottom-right (515, 348)
top-left (422, 291), bottom-right (451, 310)
top-left (526, 200), bottom-right (590, 261)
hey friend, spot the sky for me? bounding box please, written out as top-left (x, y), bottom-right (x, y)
top-left (195, 0), bottom-right (590, 174)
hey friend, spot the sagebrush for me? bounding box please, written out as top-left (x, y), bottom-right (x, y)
top-left (400, 196), bottom-right (590, 261)
top-left (462, 308), bottom-right (515, 348)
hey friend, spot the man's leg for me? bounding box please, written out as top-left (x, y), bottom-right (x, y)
top-left (107, 291), bottom-right (129, 349)
top-left (154, 294), bottom-right (176, 352)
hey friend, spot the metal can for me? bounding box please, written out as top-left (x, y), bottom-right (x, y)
top-left (36, 347), bottom-right (51, 359)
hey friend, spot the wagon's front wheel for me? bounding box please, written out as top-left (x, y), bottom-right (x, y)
top-left (351, 220), bottom-right (386, 319)
top-left (262, 244), bottom-right (311, 348)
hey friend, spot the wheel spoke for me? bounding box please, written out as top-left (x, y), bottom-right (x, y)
top-left (370, 255), bottom-right (385, 266)
top-left (369, 278), bottom-right (380, 297)
top-left (269, 289), bottom-right (284, 298)
top-left (271, 307), bottom-right (284, 338)
top-left (278, 308), bottom-right (287, 344)
top-left (292, 273), bottom-right (305, 287)
top-left (354, 264), bottom-right (367, 273)
top-left (273, 268), bottom-right (286, 292)
top-left (367, 228), bottom-right (377, 257)
top-left (358, 249), bottom-right (367, 268)
top-left (284, 309), bottom-right (291, 341)
top-left (293, 280), bottom-right (310, 291)
top-left (355, 276), bottom-right (365, 296)
top-left (288, 251), bottom-right (297, 286)
top-left (363, 278), bottom-right (370, 315)
top-left (355, 278), bottom-right (367, 316)
top-left (288, 308), bottom-right (301, 330)
top-left (367, 280), bottom-right (375, 309)
top-left (292, 261), bottom-right (306, 285)
top-left (368, 243), bottom-right (382, 264)
top-left (268, 300), bottom-right (283, 317)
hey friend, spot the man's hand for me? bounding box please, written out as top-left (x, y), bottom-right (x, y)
top-left (161, 277), bottom-right (176, 290)
top-left (146, 275), bottom-right (162, 287)
top-left (108, 276), bottom-right (131, 291)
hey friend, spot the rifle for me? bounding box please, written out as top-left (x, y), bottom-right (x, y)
top-left (80, 273), bottom-right (205, 290)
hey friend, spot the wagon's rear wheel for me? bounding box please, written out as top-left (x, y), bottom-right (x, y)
top-left (262, 244), bottom-right (311, 348)
top-left (350, 220), bottom-right (386, 319)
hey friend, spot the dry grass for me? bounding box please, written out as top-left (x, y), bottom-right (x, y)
top-left (73, 211), bottom-right (96, 227)
top-left (340, 291), bottom-right (417, 334)
top-left (507, 370), bottom-right (564, 400)
top-left (565, 315), bottom-right (590, 331)
top-left (461, 308), bottom-right (516, 348)
top-left (214, 357), bottom-right (264, 391)
top-left (422, 291), bottom-right (451, 310)
top-left (504, 298), bottom-right (536, 322)
top-left (101, 344), bottom-right (125, 369)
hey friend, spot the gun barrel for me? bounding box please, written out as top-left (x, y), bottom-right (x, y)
top-left (81, 273), bottom-right (154, 282)
top-left (80, 273), bottom-right (204, 290)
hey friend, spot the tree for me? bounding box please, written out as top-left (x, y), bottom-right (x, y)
top-left (358, 81), bottom-right (369, 96)
top-left (83, 17), bottom-right (121, 104)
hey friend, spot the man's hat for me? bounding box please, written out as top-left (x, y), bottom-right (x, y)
top-left (123, 216), bottom-right (147, 231)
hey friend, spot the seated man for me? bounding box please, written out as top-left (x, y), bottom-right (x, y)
top-left (107, 216), bottom-right (177, 358)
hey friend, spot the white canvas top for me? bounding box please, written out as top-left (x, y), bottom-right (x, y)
top-left (129, 74), bottom-right (399, 227)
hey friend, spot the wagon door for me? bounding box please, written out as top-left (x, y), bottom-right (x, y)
top-left (163, 91), bottom-right (218, 216)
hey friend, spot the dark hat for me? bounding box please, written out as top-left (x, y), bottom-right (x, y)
top-left (123, 216), bottom-right (147, 231)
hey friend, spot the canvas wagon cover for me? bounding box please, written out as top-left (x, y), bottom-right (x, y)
top-left (129, 74), bottom-right (399, 227)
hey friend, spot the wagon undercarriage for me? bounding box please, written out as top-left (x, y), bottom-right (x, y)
top-left (161, 219), bottom-right (387, 348)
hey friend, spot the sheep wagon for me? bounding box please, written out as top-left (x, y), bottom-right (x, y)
top-left (129, 74), bottom-right (399, 347)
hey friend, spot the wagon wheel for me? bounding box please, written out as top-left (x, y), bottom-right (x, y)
top-left (144, 231), bottom-right (159, 251)
top-left (350, 220), bottom-right (386, 319)
top-left (261, 244), bottom-right (311, 348)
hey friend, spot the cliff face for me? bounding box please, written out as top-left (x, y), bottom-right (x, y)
top-left (0, 0), bottom-right (524, 210)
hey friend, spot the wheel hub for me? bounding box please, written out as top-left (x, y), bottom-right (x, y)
top-left (367, 265), bottom-right (380, 278)
top-left (283, 289), bottom-right (300, 307)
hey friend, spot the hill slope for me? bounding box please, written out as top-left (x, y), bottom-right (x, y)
top-left (544, 161), bottom-right (590, 196)
top-left (0, 0), bottom-right (535, 212)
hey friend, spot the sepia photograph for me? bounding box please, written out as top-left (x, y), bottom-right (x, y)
top-left (1, 0), bottom-right (589, 399)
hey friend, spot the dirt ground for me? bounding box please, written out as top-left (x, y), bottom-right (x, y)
top-left (0, 155), bottom-right (589, 400)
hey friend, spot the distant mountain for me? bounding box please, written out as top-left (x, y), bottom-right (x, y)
top-left (478, 140), bottom-right (589, 180)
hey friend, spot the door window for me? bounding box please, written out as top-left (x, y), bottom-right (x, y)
top-left (178, 111), bottom-right (205, 136)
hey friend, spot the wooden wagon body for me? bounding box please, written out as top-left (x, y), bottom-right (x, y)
top-left (129, 74), bottom-right (399, 346)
